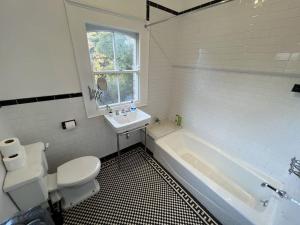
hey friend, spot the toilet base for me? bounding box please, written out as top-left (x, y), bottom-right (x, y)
top-left (60, 179), bottom-right (100, 209)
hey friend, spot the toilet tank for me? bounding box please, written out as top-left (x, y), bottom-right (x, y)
top-left (3, 142), bottom-right (49, 211)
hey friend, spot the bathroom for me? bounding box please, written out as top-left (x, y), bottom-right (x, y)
top-left (0, 0), bottom-right (300, 224)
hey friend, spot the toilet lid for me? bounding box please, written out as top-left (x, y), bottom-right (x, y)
top-left (57, 156), bottom-right (101, 187)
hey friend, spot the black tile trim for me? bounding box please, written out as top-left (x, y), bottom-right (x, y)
top-left (292, 84), bottom-right (300, 93)
top-left (0, 100), bottom-right (18, 106)
top-left (0, 92), bottom-right (83, 108)
top-left (141, 150), bottom-right (221, 224)
top-left (17, 97), bottom-right (38, 104)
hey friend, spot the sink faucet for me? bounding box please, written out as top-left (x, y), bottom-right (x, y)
top-left (261, 182), bottom-right (288, 199)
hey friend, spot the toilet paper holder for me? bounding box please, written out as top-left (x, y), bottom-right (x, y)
top-left (61, 119), bottom-right (77, 130)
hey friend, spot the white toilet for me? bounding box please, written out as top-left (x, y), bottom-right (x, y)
top-left (3, 142), bottom-right (101, 211)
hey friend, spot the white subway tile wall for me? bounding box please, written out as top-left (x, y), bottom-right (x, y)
top-left (174, 0), bottom-right (300, 74)
top-left (161, 0), bottom-right (300, 224)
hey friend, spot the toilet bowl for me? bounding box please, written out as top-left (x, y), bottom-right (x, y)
top-left (47, 156), bottom-right (101, 209)
top-left (3, 142), bottom-right (101, 211)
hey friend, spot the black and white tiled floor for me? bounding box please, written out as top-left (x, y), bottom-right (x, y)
top-left (63, 148), bottom-right (221, 225)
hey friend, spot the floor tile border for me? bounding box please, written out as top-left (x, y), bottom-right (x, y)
top-left (101, 147), bottom-right (220, 225)
top-left (139, 149), bottom-right (220, 225)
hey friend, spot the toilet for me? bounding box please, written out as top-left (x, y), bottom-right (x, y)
top-left (3, 142), bottom-right (101, 211)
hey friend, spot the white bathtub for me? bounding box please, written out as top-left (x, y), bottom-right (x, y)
top-left (154, 129), bottom-right (280, 225)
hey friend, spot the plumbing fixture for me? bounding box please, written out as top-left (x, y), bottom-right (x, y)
top-left (260, 200), bottom-right (269, 207)
top-left (289, 157), bottom-right (300, 178)
top-left (261, 182), bottom-right (300, 207)
top-left (106, 105), bottom-right (112, 112)
top-left (261, 182), bottom-right (288, 199)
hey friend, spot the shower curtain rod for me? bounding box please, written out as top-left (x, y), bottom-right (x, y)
top-left (145, 0), bottom-right (235, 28)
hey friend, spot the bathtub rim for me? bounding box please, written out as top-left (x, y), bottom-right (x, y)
top-left (155, 129), bottom-right (281, 225)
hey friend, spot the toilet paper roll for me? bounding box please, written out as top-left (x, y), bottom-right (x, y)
top-left (65, 121), bottom-right (76, 130)
top-left (0, 137), bottom-right (24, 158)
top-left (3, 149), bottom-right (27, 171)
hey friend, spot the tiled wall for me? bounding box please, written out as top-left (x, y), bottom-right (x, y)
top-left (0, 98), bottom-right (140, 172)
top-left (165, 0), bottom-right (300, 224)
top-left (174, 0), bottom-right (300, 74)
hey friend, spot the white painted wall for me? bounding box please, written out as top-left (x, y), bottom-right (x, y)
top-left (0, 112), bottom-right (18, 222)
top-left (0, 0), bottom-right (174, 171)
top-left (0, 0), bottom-right (177, 101)
top-left (0, 0), bottom-right (81, 100)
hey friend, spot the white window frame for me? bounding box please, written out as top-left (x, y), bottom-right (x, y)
top-left (65, 1), bottom-right (149, 118)
top-left (86, 25), bottom-right (140, 107)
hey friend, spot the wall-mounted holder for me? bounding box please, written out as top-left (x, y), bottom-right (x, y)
top-left (292, 84), bottom-right (300, 93)
top-left (289, 157), bottom-right (300, 178)
top-left (61, 120), bottom-right (77, 130)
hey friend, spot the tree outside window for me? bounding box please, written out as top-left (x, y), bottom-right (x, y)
top-left (86, 25), bottom-right (139, 106)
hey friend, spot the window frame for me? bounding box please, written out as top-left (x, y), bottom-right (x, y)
top-left (65, 2), bottom-right (149, 118)
top-left (86, 26), bottom-right (140, 107)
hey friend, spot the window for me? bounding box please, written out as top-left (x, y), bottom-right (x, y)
top-left (86, 24), bottom-right (139, 107)
top-left (65, 2), bottom-right (149, 118)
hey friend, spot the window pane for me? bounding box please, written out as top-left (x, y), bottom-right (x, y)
top-left (114, 32), bottom-right (136, 70)
top-left (95, 74), bottom-right (118, 106)
top-left (87, 31), bottom-right (114, 71)
top-left (119, 73), bottom-right (138, 102)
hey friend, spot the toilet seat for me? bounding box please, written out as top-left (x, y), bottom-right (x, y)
top-left (57, 156), bottom-right (101, 188)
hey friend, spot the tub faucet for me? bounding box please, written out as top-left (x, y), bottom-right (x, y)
top-left (289, 157), bottom-right (300, 178)
top-left (261, 182), bottom-right (288, 199)
top-left (261, 182), bottom-right (300, 207)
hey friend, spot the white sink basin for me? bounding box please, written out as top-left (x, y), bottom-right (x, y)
top-left (104, 109), bottom-right (151, 133)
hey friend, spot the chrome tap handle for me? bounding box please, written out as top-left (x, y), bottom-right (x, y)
top-left (289, 157), bottom-right (300, 178)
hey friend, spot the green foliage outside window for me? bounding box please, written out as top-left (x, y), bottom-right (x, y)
top-left (87, 28), bottom-right (138, 106)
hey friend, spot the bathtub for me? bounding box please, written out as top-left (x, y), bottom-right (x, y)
top-left (154, 129), bottom-right (280, 225)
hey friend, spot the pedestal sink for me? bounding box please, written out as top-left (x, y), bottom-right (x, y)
top-left (104, 109), bottom-right (151, 134)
